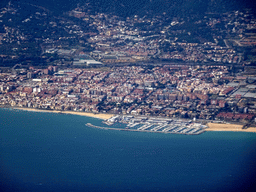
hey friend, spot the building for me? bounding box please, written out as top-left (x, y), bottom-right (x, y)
top-left (73, 58), bottom-right (103, 66)
top-left (219, 100), bottom-right (226, 108)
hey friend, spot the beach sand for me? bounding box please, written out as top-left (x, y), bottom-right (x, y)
top-left (14, 107), bottom-right (114, 120)
top-left (206, 123), bottom-right (256, 133)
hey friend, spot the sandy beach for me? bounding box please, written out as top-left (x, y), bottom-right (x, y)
top-left (206, 123), bottom-right (256, 133)
top-left (14, 107), bottom-right (114, 120)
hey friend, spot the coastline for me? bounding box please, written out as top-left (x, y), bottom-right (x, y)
top-left (206, 123), bottom-right (256, 133)
top-left (5, 107), bottom-right (256, 133)
top-left (12, 107), bottom-right (114, 120)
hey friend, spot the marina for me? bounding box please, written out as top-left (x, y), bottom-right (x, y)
top-left (86, 123), bottom-right (205, 135)
top-left (90, 115), bottom-right (207, 135)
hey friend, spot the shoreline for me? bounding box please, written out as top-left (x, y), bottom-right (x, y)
top-left (3, 107), bottom-right (256, 133)
top-left (206, 123), bottom-right (256, 133)
top-left (12, 107), bottom-right (114, 120)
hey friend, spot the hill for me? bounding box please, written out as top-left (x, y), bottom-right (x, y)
top-left (1, 0), bottom-right (256, 17)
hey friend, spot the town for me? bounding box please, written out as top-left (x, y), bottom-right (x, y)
top-left (1, 64), bottom-right (256, 128)
top-left (0, 2), bottom-right (256, 67)
top-left (0, 2), bottom-right (256, 128)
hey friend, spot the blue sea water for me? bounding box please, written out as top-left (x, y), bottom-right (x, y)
top-left (1, 108), bottom-right (256, 192)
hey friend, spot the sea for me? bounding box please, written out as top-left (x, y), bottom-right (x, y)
top-left (1, 108), bottom-right (256, 192)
